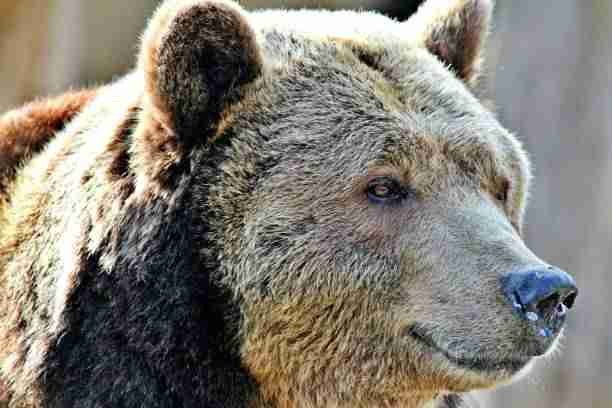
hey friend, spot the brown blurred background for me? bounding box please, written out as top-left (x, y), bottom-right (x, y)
top-left (1, 1), bottom-right (610, 407)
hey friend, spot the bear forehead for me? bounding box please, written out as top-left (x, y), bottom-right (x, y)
top-left (250, 9), bottom-right (406, 44)
top-left (234, 10), bottom-right (524, 179)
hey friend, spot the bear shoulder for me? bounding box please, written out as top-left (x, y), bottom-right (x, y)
top-left (0, 90), bottom-right (97, 199)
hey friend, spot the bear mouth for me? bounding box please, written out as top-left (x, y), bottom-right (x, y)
top-left (407, 325), bottom-right (531, 374)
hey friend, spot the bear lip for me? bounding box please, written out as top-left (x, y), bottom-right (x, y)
top-left (406, 324), bottom-right (532, 374)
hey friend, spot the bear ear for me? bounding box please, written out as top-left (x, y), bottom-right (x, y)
top-left (139, 0), bottom-right (262, 144)
top-left (404, 0), bottom-right (493, 87)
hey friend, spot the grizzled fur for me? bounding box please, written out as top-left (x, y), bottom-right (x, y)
top-left (0, 90), bottom-right (97, 199)
top-left (0, 0), bottom-right (568, 407)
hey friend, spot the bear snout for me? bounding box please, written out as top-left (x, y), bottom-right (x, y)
top-left (501, 266), bottom-right (578, 352)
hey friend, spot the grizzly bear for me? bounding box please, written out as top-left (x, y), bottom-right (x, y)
top-left (0, 0), bottom-right (578, 407)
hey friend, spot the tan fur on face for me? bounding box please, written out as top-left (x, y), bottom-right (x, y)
top-left (242, 293), bottom-right (443, 408)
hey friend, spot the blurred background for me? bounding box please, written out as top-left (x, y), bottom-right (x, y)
top-left (1, 1), bottom-right (610, 407)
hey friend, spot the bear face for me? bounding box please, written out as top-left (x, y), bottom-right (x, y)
top-left (0, 0), bottom-right (577, 407)
top-left (187, 1), bottom-right (574, 403)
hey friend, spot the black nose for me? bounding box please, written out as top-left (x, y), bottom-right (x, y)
top-left (501, 266), bottom-right (578, 331)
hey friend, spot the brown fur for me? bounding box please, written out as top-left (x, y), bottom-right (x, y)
top-left (131, 0), bottom-right (263, 195)
top-left (0, 1), bottom-right (575, 407)
top-left (0, 90), bottom-right (97, 199)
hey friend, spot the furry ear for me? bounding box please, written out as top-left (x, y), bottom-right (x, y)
top-left (138, 0), bottom-right (263, 144)
top-left (405, 0), bottom-right (493, 87)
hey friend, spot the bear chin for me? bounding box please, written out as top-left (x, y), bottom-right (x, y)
top-left (406, 324), bottom-right (546, 390)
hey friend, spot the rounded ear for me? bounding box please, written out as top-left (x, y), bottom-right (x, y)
top-left (404, 0), bottom-right (494, 88)
top-left (139, 0), bottom-right (263, 144)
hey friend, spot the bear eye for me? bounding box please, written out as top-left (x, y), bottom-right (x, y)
top-left (367, 177), bottom-right (404, 203)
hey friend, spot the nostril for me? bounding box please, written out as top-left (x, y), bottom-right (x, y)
top-left (501, 266), bottom-right (578, 322)
top-left (555, 302), bottom-right (567, 317)
top-left (562, 291), bottom-right (577, 309)
top-left (536, 292), bottom-right (560, 317)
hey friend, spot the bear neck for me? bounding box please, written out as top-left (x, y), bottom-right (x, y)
top-left (247, 390), bottom-right (455, 408)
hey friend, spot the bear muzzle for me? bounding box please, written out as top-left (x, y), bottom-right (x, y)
top-left (501, 265), bottom-right (578, 355)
